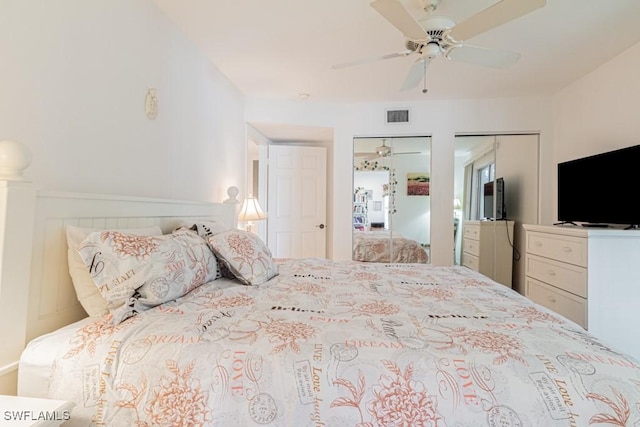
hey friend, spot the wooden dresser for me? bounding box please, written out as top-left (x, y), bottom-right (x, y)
top-left (461, 220), bottom-right (515, 287)
top-left (523, 224), bottom-right (640, 360)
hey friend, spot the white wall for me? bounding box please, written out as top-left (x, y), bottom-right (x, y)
top-left (0, 0), bottom-right (246, 202)
top-left (0, 0), bottom-right (247, 395)
top-left (551, 40), bottom-right (640, 222)
top-left (246, 97), bottom-right (554, 265)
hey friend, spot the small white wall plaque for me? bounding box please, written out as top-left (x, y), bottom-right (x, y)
top-left (145, 88), bottom-right (158, 120)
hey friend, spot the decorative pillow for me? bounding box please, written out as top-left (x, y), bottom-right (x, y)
top-left (206, 230), bottom-right (278, 285)
top-left (190, 221), bottom-right (231, 239)
top-left (172, 221), bottom-right (231, 239)
top-left (66, 225), bottom-right (162, 317)
top-left (77, 229), bottom-right (220, 324)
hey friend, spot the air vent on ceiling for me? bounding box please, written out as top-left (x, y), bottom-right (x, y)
top-left (386, 109), bottom-right (410, 124)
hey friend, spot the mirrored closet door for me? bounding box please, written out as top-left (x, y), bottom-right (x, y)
top-left (454, 134), bottom-right (539, 293)
top-left (353, 136), bottom-right (431, 264)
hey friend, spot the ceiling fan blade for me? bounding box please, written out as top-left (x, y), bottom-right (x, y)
top-left (354, 152), bottom-right (380, 161)
top-left (400, 58), bottom-right (429, 91)
top-left (332, 50), bottom-right (412, 70)
top-left (370, 0), bottom-right (427, 41)
top-left (448, 0), bottom-right (546, 42)
top-left (446, 45), bottom-right (520, 68)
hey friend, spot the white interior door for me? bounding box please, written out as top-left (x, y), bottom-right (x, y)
top-left (267, 145), bottom-right (327, 258)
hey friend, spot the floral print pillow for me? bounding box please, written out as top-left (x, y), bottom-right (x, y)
top-left (66, 225), bottom-right (162, 318)
top-left (77, 230), bottom-right (220, 324)
top-left (206, 230), bottom-right (278, 285)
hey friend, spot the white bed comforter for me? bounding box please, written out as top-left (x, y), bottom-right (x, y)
top-left (352, 232), bottom-right (428, 263)
top-left (46, 259), bottom-right (640, 426)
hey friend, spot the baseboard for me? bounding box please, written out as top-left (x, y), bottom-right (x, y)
top-left (0, 361), bottom-right (18, 395)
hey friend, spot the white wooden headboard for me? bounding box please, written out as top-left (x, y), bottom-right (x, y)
top-left (0, 178), bottom-right (237, 393)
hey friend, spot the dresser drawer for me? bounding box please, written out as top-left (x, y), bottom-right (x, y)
top-left (463, 238), bottom-right (480, 256)
top-left (462, 253), bottom-right (479, 271)
top-left (525, 254), bottom-right (587, 298)
top-left (526, 231), bottom-right (587, 267)
top-left (525, 277), bottom-right (587, 328)
top-left (463, 224), bottom-right (480, 240)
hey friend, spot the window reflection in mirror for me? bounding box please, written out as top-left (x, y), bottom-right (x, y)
top-left (454, 136), bottom-right (496, 265)
top-left (478, 162), bottom-right (495, 220)
top-left (353, 136), bottom-right (431, 264)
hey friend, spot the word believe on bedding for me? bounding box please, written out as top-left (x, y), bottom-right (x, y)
top-left (271, 305), bottom-right (325, 314)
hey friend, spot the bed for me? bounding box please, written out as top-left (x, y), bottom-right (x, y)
top-left (2, 166), bottom-right (640, 425)
top-left (352, 230), bottom-right (428, 263)
top-left (19, 257), bottom-right (640, 426)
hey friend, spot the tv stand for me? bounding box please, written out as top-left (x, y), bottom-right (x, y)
top-left (523, 224), bottom-right (640, 360)
top-left (625, 224), bottom-right (640, 230)
top-left (580, 223), bottom-right (609, 228)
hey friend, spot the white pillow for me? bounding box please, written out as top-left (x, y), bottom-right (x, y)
top-left (66, 225), bottom-right (162, 317)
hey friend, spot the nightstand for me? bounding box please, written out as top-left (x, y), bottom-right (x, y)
top-left (0, 395), bottom-right (74, 426)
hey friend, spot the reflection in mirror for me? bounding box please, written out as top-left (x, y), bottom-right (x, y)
top-left (454, 134), bottom-right (540, 293)
top-left (353, 136), bottom-right (431, 264)
top-left (454, 136), bottom-right (496, 263)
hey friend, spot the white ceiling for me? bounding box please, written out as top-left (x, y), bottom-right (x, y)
top-left (152, 0), bottom-right (640, 141)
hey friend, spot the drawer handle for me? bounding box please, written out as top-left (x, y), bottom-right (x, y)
top-left (546, 296), bottom-right (556, 303)
top-left (547, 269), bottom-right (556, 276)
top-left (534, 241), bottom-right (542, 247)
top-left (561, 246), bottom-right (572, 253)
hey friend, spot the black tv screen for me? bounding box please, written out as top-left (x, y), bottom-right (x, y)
top-left (483, 182), bottom-right (492, 219)
top-left (483, 177), bottom-right (506, 220)
top-left (558, 144), bottom-right (640, 226)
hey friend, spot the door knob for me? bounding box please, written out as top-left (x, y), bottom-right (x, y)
top-left (317, 224), bottom-right (325, 229)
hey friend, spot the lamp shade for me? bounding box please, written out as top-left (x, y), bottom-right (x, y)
top-left (238, 196), bottom-right (267, 222)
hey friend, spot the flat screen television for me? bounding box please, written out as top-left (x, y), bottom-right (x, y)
top-left (483, 177), bottom-right (506, 220)
top-left (557, 144), bottom-right (640, 227)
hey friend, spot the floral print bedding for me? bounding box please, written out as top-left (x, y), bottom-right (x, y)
top-left (48, 259), bottom-right (640, 426)
top-left (352, 233), bottom-right (428, 263)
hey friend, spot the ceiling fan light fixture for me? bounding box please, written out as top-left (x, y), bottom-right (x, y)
top-left (376, 146), bottom-right (391, 157)
top-left (423, 42), bottom-right (441, 58)
top-left (376, 139), bottom-right (392, 157)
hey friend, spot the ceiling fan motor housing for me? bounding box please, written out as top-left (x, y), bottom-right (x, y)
top-left (405, 39), bottom-right (423, 52)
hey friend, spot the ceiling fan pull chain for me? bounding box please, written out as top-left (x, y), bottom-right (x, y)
top-left (422, 61), bottom-right (428, 94)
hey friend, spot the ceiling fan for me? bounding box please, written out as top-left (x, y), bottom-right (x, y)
top-left (355, 139), bottom-right (391, 161)
top-left (355, 139), bottom-right (423, 161)
top-left (333, 0), bottom-right (546, 92)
